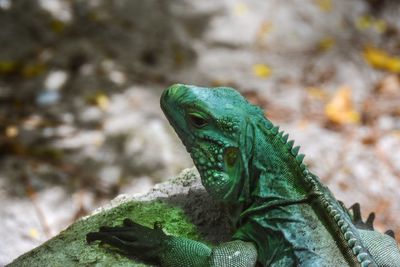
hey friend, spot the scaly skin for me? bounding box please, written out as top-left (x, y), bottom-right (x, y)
top-left (87, 84), bottom-right (400, 267)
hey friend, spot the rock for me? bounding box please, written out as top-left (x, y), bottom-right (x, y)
top-left (8, 168), bottom-right (231, 267)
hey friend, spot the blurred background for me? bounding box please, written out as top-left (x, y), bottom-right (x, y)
top-left (1, 0), bottom-right (400, 264)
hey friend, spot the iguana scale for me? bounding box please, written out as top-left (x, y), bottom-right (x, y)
top-left (87, 84), bottom-right (400, 266)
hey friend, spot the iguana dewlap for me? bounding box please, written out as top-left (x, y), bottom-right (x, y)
top-left (87, 84), bottom-right (400, 267)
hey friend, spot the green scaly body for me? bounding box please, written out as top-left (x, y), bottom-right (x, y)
top-left (87, 84), bottom-right (400, 267)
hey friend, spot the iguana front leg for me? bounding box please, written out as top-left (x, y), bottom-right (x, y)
top-left (87, 218), bottom-right (258, 267)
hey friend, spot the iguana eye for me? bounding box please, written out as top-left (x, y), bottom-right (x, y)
top-left (188, 113), bottom-right (208, 128)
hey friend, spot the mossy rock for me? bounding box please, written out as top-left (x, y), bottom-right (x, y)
top-left (9, 168), bottom-right (231, 267)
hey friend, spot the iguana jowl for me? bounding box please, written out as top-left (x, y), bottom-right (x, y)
top-left (87, 84), bottom-right (400, 266)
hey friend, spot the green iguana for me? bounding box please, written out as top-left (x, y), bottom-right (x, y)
top-left (87, 84), bottom-right (400, 266)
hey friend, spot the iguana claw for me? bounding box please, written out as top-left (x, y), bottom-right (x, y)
top-left (87, 218), bottom-right (169, 264)
top-left (350, 203), bottom-right (375, 230)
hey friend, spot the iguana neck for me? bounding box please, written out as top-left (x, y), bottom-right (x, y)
top-left (247, 119), bottom-right (310, 202)
top-left (239, 118), bottom-right (377, 267)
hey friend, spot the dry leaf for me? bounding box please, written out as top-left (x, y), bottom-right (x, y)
top-left (356, 16), bottom-right (372, 30)
top-left (376, 74), bottom-right (400, 95)
top-left (5, 125), bottom-right (18, 138)
top-left (363, 46), bottom-right (400, 73)
top-left (356, 16), bottom-right (387, 33)
top-left (318, 37), bottom-right (335, 51)
top-left (314, 0), bottom-right (332, 12)
top-left (325, 85), bottom-right (360, 124)
top-left (252, 64), bottom-right (271, 78)
top-left (95, 93), bottom-right (109, 111)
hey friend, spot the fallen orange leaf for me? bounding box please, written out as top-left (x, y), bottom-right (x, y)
top-left (325, 85), bottom-right (360, 124)
top-left (376, 74), bottom-right (400, 95)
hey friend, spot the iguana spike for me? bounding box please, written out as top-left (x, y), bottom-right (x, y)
top-left (300, 163), bottom-right (307, 170)
top-left (357, 253), bottom-right (368, 263)
top-left (296, 154), bottom-right (305, 163)
top-left (353, 245), bottom-right (362, 254)
top-left (348, 238), bottom-right (357, 248)
top-left (264, 121), bottom-right (273, 129)
top-left (287, 140), bottom-right (294, 149)
top-left (385, 230), bottom-right (395, 238)
top-left (291, 146), bottom-right (300, 156)
top-left (282, 133), bottom-right (289, 142)
top-left (277, 131), bottom-right (284, 138)
top-left (360, 260), bottom-right (372, 267)
top-left (271, 126), bottom-right (279, 134)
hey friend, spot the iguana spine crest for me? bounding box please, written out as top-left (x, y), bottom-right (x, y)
top-left (264, 120), bottom-right (377, 267)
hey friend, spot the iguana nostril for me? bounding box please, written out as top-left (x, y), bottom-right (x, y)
top-left (163, 83), bottom-right (185, 100)
top-left (161, 88), bottom-right (171, 100)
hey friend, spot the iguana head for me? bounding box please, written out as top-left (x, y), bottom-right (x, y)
top-left (161, 84), bottom-right (266, 202)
